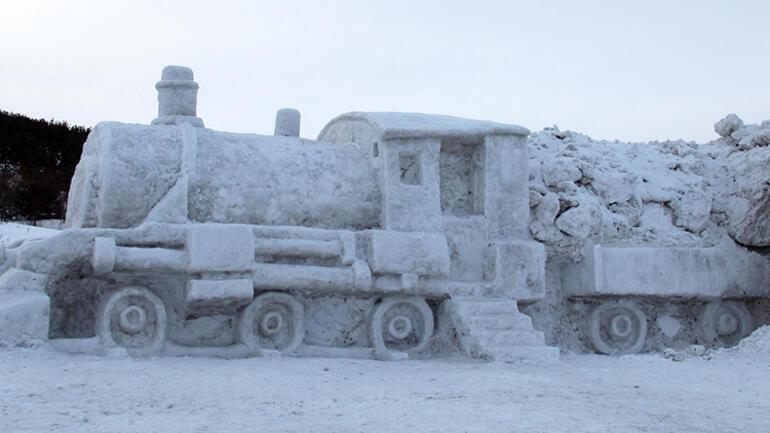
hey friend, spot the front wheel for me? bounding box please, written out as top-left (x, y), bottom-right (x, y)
top-left (698, 300), bottom-right (753, 347)
top-left (97, 286), bottom-right (167, 355)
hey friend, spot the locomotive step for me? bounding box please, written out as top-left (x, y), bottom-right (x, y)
top-left (447, 296), bottom-right (558, 362)
top-left (452, 298), bottom-right (522, 315)
top-left (474, 330), bottom-right (546, 347)
top-left (466, 314), bottom-right (533, 331)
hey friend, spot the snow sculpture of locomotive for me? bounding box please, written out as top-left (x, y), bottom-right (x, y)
top-left (0, 66), bottom-right (557, 361)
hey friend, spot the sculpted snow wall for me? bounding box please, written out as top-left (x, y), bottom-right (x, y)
top-left (0, 66), bottom-right (556, 362)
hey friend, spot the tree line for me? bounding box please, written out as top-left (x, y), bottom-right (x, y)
top-left (0, 110), bottom-right (89, 221)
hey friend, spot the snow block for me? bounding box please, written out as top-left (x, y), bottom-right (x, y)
top-left (187, 225), bottom-right (255, 272)
top-left (0, 268), bottom-right (47, 293)
top-left (492, 241), bottom-right (547, 302)
top-left (0, 268), bottom-right (50, 342)
top-left (186, 278), bottom-right (253, 314)
top-left (365, 230), bottom-right (450, 277)
top-left (564, 243), bottom-right (768, 298)
top-left (0, 291), bottom-right (50, 342)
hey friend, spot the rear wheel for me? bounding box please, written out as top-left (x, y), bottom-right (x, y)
top-left (698, 300), bottom-right (753, 347)
top-left (588, 300), bottom-right (647, 355)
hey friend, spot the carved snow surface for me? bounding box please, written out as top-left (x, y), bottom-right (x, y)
top-left (0, 66), bottom-right (561, 362)
top-left (587, 300), bottom-right (648, 355)
top-left (445, 297), bottom-right (558, 362)
top-left (0, 225), bottom-right (57, 344)
top-left (697, 300), bottom-right (754, 348)
top-left (2, 64), bottom-right (768, 362)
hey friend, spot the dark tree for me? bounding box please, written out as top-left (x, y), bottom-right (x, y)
top-left (0, 110), bottom-right (90, 221)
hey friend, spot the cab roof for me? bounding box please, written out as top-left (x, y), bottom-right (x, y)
top-left (320, 111), bottom-right (530, 140)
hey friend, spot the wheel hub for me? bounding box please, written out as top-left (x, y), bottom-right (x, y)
top-left (716, 312), bottom-right (739, 336)
top-left (259, 311), bottom-right (285, 336)
top-left (609, 314), bottom-right (633, 339)
top-left (118, 305), bottom-right (147, 334)
top-left (387, 315), bottom-right (413, 340)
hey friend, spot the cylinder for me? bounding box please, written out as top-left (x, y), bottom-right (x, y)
top-left (274, 108), bottom-right (301, 137)
top-left (156, 65), bottom-right (198, 118)
top-left (253, 238), bottom-right (341, 259)
top-left (66, 123), bottom-right (381, 230)
top-left (92, 237), bottom-right (187, 275)
top-left (251, 261), bottom-right (371, 292)
top-left (114, 246), bottom-right (187, 273)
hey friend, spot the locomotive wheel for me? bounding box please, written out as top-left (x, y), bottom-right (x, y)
top-left (238, 292), bottom-right (305, 354)
top-left (698, 300), bottom-right (753, 347)
top-left (369, 297), bottom-right (434, 354)
top-left (97, 286), bottom-right (167, 355)
top-left (588, 300), bottom-right (647, 355)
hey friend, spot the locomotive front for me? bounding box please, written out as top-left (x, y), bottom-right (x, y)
top-left (46, 66), bottom-right (452, 359)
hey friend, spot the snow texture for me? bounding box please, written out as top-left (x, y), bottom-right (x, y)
top-left (0, 347), bottom-right (768, 433)
top-left (714, 325), bottom-right (770, 358)
top-left (526, 115), bottom-right (770, 253)
top-left (320, 111), bottom-right (530, 140)
top-left (0, 66), bottom-right (557, 363)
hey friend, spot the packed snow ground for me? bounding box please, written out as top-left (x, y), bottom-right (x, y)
top-left (0, 345), bottom-right (768, 433)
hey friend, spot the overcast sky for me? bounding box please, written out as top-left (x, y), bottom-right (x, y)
top-left (1, 0), bottom-right (768, 142)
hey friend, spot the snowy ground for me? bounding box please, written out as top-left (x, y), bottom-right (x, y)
top-left (1, 347), bottom-right (768, 433)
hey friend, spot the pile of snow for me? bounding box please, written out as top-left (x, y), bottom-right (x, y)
top-left (714, 113), bottom-right (770, 150)
top-left (661, 326), bottom-right (770, 361)
top-left (528, 127), bottom-right (716, 258)
top-left (713, 325), bottom-right (770, 359)
top-left (705, 115), bottom-right (770, 247)
top-left (526, 114), bottom-right (770, 258)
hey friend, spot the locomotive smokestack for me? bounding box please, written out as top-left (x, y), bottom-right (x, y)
top-left (152, 65), bottom-right (204, 127)
top-left (274, 108), bottom-right (301, 137)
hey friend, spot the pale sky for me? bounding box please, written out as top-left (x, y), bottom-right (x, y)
top-left (1, 0), bottom-right (768, 142)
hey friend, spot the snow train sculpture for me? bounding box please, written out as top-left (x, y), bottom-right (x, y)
top-left (0, 65), bottom-right (766, 359)
top-left (0, 66), bottom-right (556, 361)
